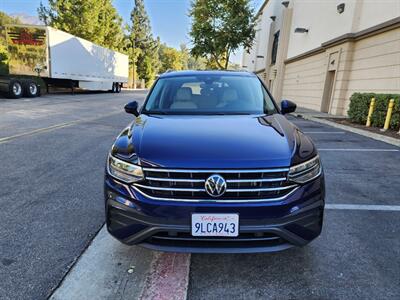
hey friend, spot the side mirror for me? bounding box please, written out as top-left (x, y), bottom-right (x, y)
top-left (281, 100), bottom-right (297, 115)
top-left (124, 101), bottom-right (139, 116)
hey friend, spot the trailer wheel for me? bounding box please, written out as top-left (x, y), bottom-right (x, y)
top-left (25, 81), bottom-right (40, 98)
top-left (8, 80), bottom-right (23, 99)
top-left (110, 82), bottom-right (117, 93)
top-left (116, 83), bottom-right (121, 93)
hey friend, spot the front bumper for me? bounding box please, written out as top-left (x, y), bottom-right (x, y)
top-left (105, 175), bottom-right (325, 253)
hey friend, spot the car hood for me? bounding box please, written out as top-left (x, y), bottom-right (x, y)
top-left (111, 114), bottom-right (316, 169)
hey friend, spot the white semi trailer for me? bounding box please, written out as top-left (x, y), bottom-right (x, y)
top-left (0, 24), bottom-right (128, 98)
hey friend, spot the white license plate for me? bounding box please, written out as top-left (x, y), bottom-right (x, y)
top-left (191, 213), bottom-right (239, 237)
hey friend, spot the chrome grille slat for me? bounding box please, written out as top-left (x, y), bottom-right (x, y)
top-left (146, 177), bottom-right (205, 183)
top-left (136, 167), bottom-right (296, 202)
top-left (142, 167), bottom-right (289, 173)
top-left (226, 178), bottom-right (287, 183)
top-left (134, 184), bottom-right (296, 193)
top-left (134, 183), bottom-right (204, 192)
top-left (226, 185), bottom-right (297, 192)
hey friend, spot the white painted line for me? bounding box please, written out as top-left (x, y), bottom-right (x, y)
top-left (326, 204), bottom-right (400, 211)
top-left (293, 113), bottom-right (400, 147)
top-left (318, 148), bottom-right (399, 152)
top-left (303, 131), bottom-right (345, 134)
top-left (0, 111), bottom-right (122, 144)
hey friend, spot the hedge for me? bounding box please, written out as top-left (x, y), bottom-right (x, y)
top-left (347, 93), bottom-right (400, 130)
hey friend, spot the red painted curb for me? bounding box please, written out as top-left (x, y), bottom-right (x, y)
top-left (139, 252), bottom-right (191, 300)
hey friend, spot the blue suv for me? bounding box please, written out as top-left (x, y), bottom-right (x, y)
top-left (105, 71), bottom-right (324, 253)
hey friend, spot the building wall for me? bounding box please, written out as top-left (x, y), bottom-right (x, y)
top-left (242, 0), bottom-right (285, 73)
top-left (287, 0), bottom-right (356, 58)
top-left (336, 28), bottom-right (400, 115)
top-left (244, 0), bottom-right (400, 116)
top-left (282, 52), bottom-right (326, 111)
top-left (287, 0), bottom-right (400, 59)
top-left (356, 0), bottom-right (400, 32)
top-left (282, 27), bottom-right (400, 115)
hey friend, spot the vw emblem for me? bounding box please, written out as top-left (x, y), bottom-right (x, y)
top-left (205, 174), bottom-right (227, 197)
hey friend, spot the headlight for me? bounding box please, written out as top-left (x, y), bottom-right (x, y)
top-left (107, 154), bottom-right (144, 183)
top-left (289, 155), bottom-right (321, 184)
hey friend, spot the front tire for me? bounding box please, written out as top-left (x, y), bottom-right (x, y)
top-left (8, 80), bottom-right (23, 99)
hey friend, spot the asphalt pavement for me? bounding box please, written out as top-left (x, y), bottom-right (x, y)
top-left (0, 91), bottom-right (399, 300)
top-left (0, 91), bottom-right (147, 300)
top-left (188, 117), bottom-right (400, 300)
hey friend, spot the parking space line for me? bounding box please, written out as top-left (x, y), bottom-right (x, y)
top-left (303, 131), bottom-right (345, 134)
top-left (326, 204), bottom-right (400, 211)
top-left (0, 111), bottom-right (122, 144)
top-left (318, 148), bottom-right (399, 152)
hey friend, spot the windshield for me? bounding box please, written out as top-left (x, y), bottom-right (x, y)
top-left (143, 75), bottom-right (278, 115)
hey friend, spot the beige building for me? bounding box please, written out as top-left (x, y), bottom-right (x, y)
top-left (242, 0), bottom-right (400, 115)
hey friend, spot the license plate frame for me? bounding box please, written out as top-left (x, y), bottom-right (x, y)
top-left (191, 213), bottom-right (239, 237)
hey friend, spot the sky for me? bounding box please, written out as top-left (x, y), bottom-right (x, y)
top-left (0, 0), bottom-right (264, 64)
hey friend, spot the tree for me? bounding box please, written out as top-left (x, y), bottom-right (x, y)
top-left (0, 11), bottom-right (20, 26)
top-left (178, 43), bottom-right (207, 70)
top-left (159, 44), bottom-right (183, 73)
top-left (38, 0), bottom-right (124, 51)
top-left (189, 0), bottom-right (256, 69)
top-left (129, 0), bottom-right (160, 87)
top-left (0, 11), bottom-right (21, 75)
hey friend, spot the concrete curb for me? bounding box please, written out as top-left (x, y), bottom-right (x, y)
top-left (293, 113), bottom-right (400, 148)
top-left (49, 226), bottom-right (154, 300)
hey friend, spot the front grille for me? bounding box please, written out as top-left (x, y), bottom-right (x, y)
top-left (133, 167), bottom-right (298, 202)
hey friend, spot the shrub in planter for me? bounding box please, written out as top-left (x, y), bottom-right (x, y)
top-left (348, 93), bottom-right (400, 130)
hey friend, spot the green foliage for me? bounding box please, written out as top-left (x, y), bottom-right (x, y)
top-left (179, 44), bottom-right (207, 70)
top-left (129, 0), bottom-right (160, 86)
top-left (38, 0), bottom-right (124, 51)
top-left (6, 26), bottom-right (48, 76)
top-left (348, 93), bottom-right (400, 130)
top-left (159, 44), bottom-right (183, 73)
top-left (0, 11), bottom-right (20, 26)
top-left (189, 0), bottom-right (256, 69)
top-left (0, 11), bottom-right (21, 75)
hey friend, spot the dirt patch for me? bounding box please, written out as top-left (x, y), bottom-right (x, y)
top-left (324, 118), bottom-right (400, 140)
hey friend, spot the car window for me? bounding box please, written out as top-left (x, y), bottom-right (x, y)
top-left (144, 75), bottom-right (277, 115)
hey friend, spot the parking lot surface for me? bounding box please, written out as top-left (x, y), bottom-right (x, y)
top-left (0, 91), bottom-right (399, 300)
top-left (189, 117), bottom-right (400, 299)
top-left (0, 91), bottom-right (147, 300)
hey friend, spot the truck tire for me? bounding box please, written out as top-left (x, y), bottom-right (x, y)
top-left (110, 82), bottom-right (116, 93)
top-left (8, 80), bottom-right (23, 99)
top-left (25, 81), bottom-right (40, 98)
top-left (116, 83), bottom-right (121, 93)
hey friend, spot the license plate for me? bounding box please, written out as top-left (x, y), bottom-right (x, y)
top-left (191, 213), bottom-right (239, 237)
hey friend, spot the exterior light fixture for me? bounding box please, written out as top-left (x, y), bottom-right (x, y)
top-left (281, 1), bottom-right (289, 8)
top-left (294, 27), bottom-right (309, 33)
top-left (337, 3), bottom-right (345, 14)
